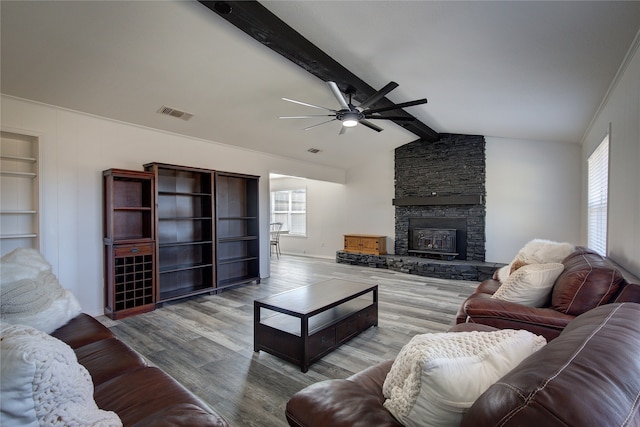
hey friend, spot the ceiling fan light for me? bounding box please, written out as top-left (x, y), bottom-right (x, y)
top-left (343, 119), bottom-right (358, 127)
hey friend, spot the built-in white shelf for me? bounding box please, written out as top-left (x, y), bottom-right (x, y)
top-left (1, 131), bottom-right (40, 255)
top-left (0, 170), bottom-right (37, 178)
top-left (0, 155), bottom-right (37, 163)
top-left (0, 233), bottom-right (38, 240)
top-left (0, 210), bottom-right (37, 214)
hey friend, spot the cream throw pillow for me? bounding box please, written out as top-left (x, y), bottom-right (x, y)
top-left (1, 249), bottom-right (81, 333)
top-left (382, 330), bottom-right (546, 427)
top-left (492, 263), bottom-right (564, 307)
top-left (0, 324), bottom-right (122, 427)
top-left (497, 239), bottom-right (574, 283)
top-left (513, 239), bottom-right (575, 265)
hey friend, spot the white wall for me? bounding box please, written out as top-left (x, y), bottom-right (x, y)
top-left (269, 149), bottom-right (397, 258)
top-left (1, 95), bottom-right (346, 316)
top-left (267, 135), bottom-right (583, 265)
top-left (485, 137), bottom-right (581, 262)
top-left (344, 150), bottom-right (397, 252)
top-left (270, 176), bottom-right (347, 258)
top-left (581, 32), bottom-right (640, 276)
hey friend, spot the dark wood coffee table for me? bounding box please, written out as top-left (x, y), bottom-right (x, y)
top-left (254, 279), bottom-right (378, 372)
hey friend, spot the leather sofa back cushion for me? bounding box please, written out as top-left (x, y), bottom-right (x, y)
top-left (551, 248), bottom-right (626, 315)
top-left (461, 303), bottom-right (640, 427)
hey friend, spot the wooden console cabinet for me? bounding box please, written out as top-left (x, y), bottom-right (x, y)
top-left (344, 234), bottom-right (387, 255)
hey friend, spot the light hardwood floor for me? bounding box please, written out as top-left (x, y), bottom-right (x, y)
top-left (103, 255), bottom-right (479, 427)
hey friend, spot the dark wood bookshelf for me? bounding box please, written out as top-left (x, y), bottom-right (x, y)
top-left (145, 163), bottom-right (217, 304)
top-left (103, 169), bottom-right (156, 319)
top-left (106, 164), bottom-right (260, 314)
top-left (215, 171), bottom-right (260, 289)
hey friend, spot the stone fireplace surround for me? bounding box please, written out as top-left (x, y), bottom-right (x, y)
top-left (337, 134), bottom-right (497, 281)
top-left (394, 133), bottom-right (486, 261)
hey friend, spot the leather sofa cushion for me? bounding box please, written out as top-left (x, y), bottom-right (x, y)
top-left (286, 361), bottom-right (402, 427)
top-left (129, 403), bottom-right (229, 427)
top-left (95, 367), bottom-right (227, 427)
top-left (552, 247), bottom-right (626, 315)
top-left (51, 313), bottom-right (115, 349)
top-left (475, 279), bottom-right (501, 295)
top-left (461, 303), bottom-right (640, 427)
top-left (74, 337), bottom-right (148, 387)
top-left (456, 292), bottom-right (572, 341)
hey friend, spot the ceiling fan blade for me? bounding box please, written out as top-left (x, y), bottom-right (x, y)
top-left (282, 97), bottom-right (336, 112)
top-left (358, 81), bottom-right (399, 109)
top-left (359, 119), bottom-right (384, 133)
top-left (280, 115), bottom-right (334, 119)
top-left (364, 98), bottom-right (428, 114)
top-left (327, 81), bottom-right (350, 110)
top-left (364, 115), bottom-right (416, 121)
top-left (303, 118), bottom-right (337, 131)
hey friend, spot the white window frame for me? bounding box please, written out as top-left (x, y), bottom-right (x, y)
top-left (270, 188), bottom-right (307, 237)
top-left (587, 133), bottom-right (609, 257)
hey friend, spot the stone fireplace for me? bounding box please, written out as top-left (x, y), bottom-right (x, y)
top-left (337, 134), bottom-right (493, 280)
top-left (394, 134), bottom-right (486, 262)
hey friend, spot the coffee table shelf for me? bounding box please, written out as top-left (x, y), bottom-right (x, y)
top-left (254, 279), bottom-right (378, 372)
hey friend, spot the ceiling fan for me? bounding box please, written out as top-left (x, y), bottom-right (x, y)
top-left (280, 81), bottom-right (427, 134)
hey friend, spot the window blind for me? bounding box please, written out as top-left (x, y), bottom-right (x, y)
top-left (587, 135), bottom-right (609, 256)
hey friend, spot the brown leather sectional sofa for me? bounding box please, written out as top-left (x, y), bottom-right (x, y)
top-left (456, 246), bottom-right (640, 341)
top-left (51, 314), bottom-right (228, 427)
top-left (285, 302), bottom-right (640, 426)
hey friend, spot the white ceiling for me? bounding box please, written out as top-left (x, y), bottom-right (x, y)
top-left (2, 1), bottom-right (639, 169)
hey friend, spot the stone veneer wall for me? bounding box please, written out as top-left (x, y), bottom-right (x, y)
top-left (394, 134), bottom-right (486, 261)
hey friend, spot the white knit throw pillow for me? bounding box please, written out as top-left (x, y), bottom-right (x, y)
top-left (0, 249), bottom-right (81, 333)
top-left (492, 263), bottom-right (564, 307)
top-left (382, 330), bottom-right (546, 427)
top-left (0, 324), bottom-right (122, 427)
top-left (513, 239), bottom-right (575, 264)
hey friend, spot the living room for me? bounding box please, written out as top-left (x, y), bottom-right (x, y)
top-left (2, 1), bottom-right (639, 315)
top-left (1, 1), bottom-right (640, 425)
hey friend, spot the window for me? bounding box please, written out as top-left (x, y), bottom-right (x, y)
top-left (587, 134), bottom-right (609, 256)
top-left (271, 189), bottom-right (306, 236)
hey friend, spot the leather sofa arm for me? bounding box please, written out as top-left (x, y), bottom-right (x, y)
top-left (461, 303), bottom-right (640, 427)
top-left (613, 282), bottom-right (640, 303)
top-left (459, 293), bottom-right (575, 341)
top-left (285, 377), bottom-right (401, 427)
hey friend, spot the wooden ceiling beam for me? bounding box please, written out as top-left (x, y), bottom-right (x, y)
top-left (198, 0), bottom-right (439, 142)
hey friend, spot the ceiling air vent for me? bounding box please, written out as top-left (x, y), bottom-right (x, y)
top-left (157, 105), bottom-right (193, 121)
top-left (307, 148), bottom-right (321, 154)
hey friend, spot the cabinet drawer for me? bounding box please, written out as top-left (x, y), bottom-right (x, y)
top-left (358, 306), bottom-right (378, 329)
top-left (309, 328), bottom-right (336, 356)
top-left (114, 244), bottom-right (154, 257)
top-left (336, 315), bottom-right (360, 342)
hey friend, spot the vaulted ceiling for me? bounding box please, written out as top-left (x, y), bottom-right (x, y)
top-left (2, 1), bottom-right (639, 169)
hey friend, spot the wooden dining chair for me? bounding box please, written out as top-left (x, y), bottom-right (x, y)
top-left (270, 222), bottom-right (283, 258)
